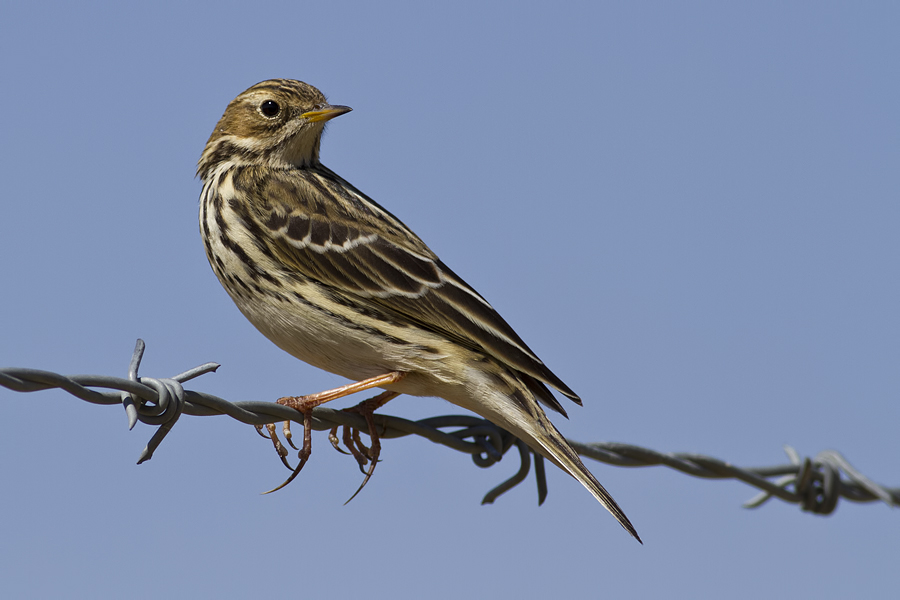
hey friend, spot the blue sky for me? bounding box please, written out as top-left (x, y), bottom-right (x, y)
top-left (1, 2), bottom-right (897, 598)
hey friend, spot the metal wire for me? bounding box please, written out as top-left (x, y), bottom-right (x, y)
top-left (1, 339), bottom-right (896, 513)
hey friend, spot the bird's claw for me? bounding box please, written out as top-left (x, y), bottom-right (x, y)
top-left (329, 423), bottom-right (375, 473)
top-left (262, 409), bottom-right (313, 494)
top-left (256, 423), bottom-right (293, 470)
top-left (282, 420), bottom-right (298, 450)
top-left (339, 391), bottom-right (398, 502)
top-left (328, 427), bottom-right (352, 455)
top-left (258, 383), bottom-right (402, 498)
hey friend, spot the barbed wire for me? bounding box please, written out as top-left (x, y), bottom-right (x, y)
top-left (1, 339), bottom-right (896, 514)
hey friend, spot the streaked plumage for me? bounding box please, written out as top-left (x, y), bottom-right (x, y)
top-left (198, 79), bottom-right (639, 541)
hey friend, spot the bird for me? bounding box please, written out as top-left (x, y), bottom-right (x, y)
top-left (197, 79), bottom-right (640, 542)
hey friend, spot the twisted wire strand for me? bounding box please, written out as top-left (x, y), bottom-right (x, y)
top-left (1, 340), bottom-right (896, 513)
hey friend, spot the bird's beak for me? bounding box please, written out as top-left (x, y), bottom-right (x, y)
top-left (302, 105), bottom-right (352, 123)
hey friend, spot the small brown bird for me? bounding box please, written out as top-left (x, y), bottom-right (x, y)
top-left (197, 79), bottom-right (639, 542)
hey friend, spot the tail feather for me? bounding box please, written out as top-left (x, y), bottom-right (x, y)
top-left (474, 375), bottom-right (642, 543)
top-left (529, 414), bottom-right (642, 543)
top-left (451, 364), bottom-right (641, 541)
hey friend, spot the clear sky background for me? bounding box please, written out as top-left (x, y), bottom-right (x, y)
top-left (1, 2), bottom-right (897, 598)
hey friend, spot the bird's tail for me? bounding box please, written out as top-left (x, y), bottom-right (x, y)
top-left (525, 410), bottom-right (641, 543)
top-left (464, 372), bottom-right (642, 543)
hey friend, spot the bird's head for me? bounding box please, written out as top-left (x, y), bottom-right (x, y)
top-left (198, 79), bottom-right (351, 179)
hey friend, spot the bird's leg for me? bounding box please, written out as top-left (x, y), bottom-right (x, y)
top-left (262, 371), bottom-right (406, 493)
top-left (277, 370), bottom-right (406, 448)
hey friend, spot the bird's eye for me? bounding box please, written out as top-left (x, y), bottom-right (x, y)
top-left (260, 100), bottom-right (280, 118)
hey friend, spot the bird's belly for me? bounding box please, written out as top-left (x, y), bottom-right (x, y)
top-left (237, 296), bottom-right (386, 377)
top-left (225, 282), bottom-right (465, 398)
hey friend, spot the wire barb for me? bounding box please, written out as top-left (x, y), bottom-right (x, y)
top-left (1, 340), bottom-right (896, 513)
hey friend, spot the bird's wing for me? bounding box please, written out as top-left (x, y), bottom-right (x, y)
top-left (233, 165), bottom-right (580, 415)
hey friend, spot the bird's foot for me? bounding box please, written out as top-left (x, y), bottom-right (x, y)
top-left (261, 406), bottom-right (314, 494)
top-left (258, 372), bottom-right (406, 494)
top-left (328, 390), bottom-right (399, 503)
top-left (255, 419), bottom-right (300, 470)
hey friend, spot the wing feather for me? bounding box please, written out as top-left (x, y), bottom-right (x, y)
top-left (233, 165), bottom-right (580, 413)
